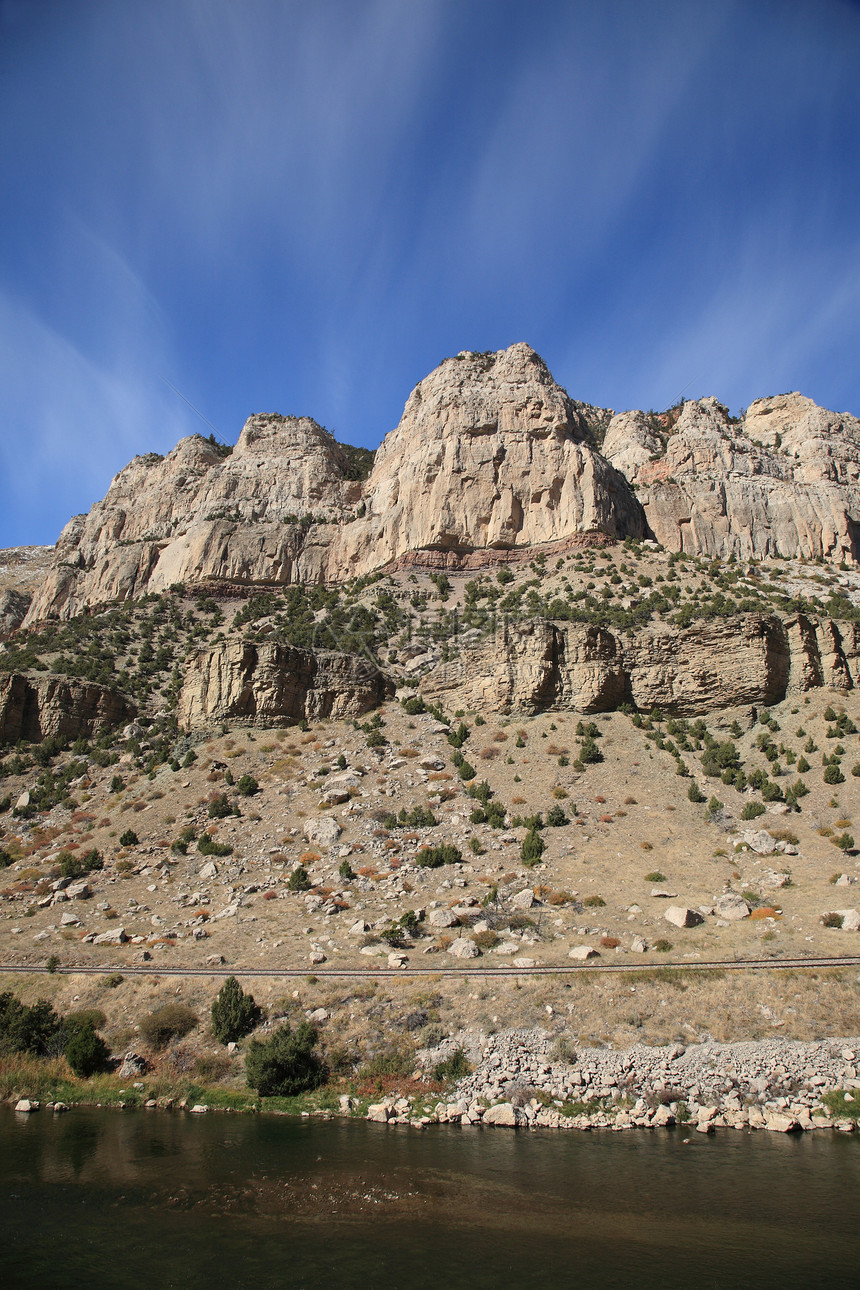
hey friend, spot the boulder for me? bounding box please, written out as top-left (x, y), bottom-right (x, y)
top-left (448, 937), bottom-right (480, 960)
top-left (511, 889), bottom-right (536, 910)
top-left (14, 1099), bottom-right (38, 1113)
top-left (92, 926), bottom-right (128, 945)
top-left (303, 817), bottom-right (342, 848)
top-left (428, 908), bottom-right (459, 928)
top-left (836, 909), bottom-right (860, 932)
top-left (714, 892), bottom-right (751, 921)
top-left (568, 946), bottom-right (600, 961)
top-left (664, 906), bottom-right (704, 929)
top-left (482, 1102), bottom-right (522, 1127)
top-left (118, 1052), bottom-right (148, 1077)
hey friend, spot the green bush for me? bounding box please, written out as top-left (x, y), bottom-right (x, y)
top-left (64, 1019), bottom-right (110, 1078)
top-left (287, 865), bottom-right (311, 891)
top-left (211, 977), bottom-right (263, 1045)
top-left (0, 992), bottom-right (63, 1056)
top-left (139, 1003), bottom-right (198, 1050)
top-left (118, 829), bottom-right (138, 848)
top-left (59, 848), bottom-right (103, 879)
top-left (401, 696), bottom-right (426, 716)
top-left (236, 774), bottom-right (259, 797)
top-left (416, 844), bottom-right (462, 868)
top-left (433, 1048), bottom-right (471, 1083)
top-left (546, 804), bottom-right (568, 827)
top-left (245, 1022), bottom-right (323, 1097)
top-left (740, 800), bottom-right (766, 820)
top-left (832, 832), bottom-right (855, 853)
top-left (338, 859), bottom-right (355, 881)
top-left (208, 793), bottom-right (234, 818)
top-left (197, 834), bottom-right (233, 857)
top-left (824, 763), bottom-right (845, 785)
top-left (521, 828), bottom-right (545, 867)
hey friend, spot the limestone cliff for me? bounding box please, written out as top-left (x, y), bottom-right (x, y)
top-left (325, 344), bottom-right (643, 578)
top-left (178, 641), bottom-right (393, 730)
top-left (24, 345), bottom-right (643, 623)
top-left (420, 613), bottom-right (860, 716)
top-left (0, 673), bottom-right (135, 743)
top-left (603, 394), bottom-right (860, 562)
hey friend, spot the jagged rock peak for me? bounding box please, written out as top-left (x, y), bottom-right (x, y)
top-left (603, 391), bottom-right (860, 563)
top-left (326, 343), bottom-right (643, 576)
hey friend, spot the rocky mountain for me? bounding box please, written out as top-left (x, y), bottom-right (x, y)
top-left (603, 393), bottom-right (860, 563)
top-left (23, 344), bottom-right (645, 625)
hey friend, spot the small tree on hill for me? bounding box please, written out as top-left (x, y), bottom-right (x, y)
top-left (211, 976), bottom-right (263, 1045)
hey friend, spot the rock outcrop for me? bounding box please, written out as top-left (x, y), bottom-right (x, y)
top-left (0, 589), bottom-right (30, 639)
top-left (420, 613), bottom-right (860, 716)
top-left (325, 344), bottom-right (643, 578)
top-left (24, 345), bottom-right (644, 623)
top-left (0, 673), bottom-right (135, 743)
top-left (177, 641), bottom-right (392, 730)
top-left (603, 394), bottom-right (860, 562)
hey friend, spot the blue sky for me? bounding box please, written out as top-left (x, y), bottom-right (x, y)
top-left (2, 0), bottom-right (859, 547)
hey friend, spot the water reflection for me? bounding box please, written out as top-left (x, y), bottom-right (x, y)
top-left (1, 1106), bottom-right (859, 1290)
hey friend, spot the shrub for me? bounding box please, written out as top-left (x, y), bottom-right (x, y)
top-left (0, 992), bottom-right (63, 1056)
top-left (245, 1022), bottom-right (323, 1097)
top-left (822, 912), bottom-right (844, 929)
top-left (583, 895), bottom-right (606, 908)
top-left (287, 865), bottom-right (311, 891)
top-left (687, 782), bottom-right (706, 804)
top-left (197, 834), bottom-right (233, 857)
top-left (59, 848), bottom-right (103, 879)
top-left (211, 977), bottom-right (263, 1045)
top-left (654, 939), bottom-right (673, 952)
top-left (208, 793), bottom-right (234, 818)
top-left (417, 843), bottom-right (462, 868)
top-left (545, 804), bottom-right (568, 827)
top-left (433, 1048), bottom-right (471, 1083)
top-left (645, 871), bottom-right (666, 883)
top-left (831, 832), bottom-right (855, 853)
top-left (64, 1019), bottom-right (110, 1077)
top-left (521, 828), bottom-right (545, 867)
top-left (139, 1003), bottom-right (198, 1050)
top-left (338, 859), bottom-right (355, 881)
top-left (236, 774), bottom-right (259, 797)
top-left (110, 775), bottom-right (124, 793)
top-left (118, 829), bottom-right (138, 847)
top-left (401, 696), bottom-right (426, 716)
top-left (740, 801), bottom-right (766, 820)
top-left (578, 737), bottom-right (603, 765)
top-left (824, 764), bottom-right (845, 785)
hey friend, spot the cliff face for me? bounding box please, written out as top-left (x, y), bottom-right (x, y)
top-left (325, 344), bottom-right (643, 578)
top-left (420, 614), bottom-right (860, 716)
top-left (177, 641), bottom-right (393, 730)
top-left (603, 394), bottom-right (860, 562)
top-left (24, 345), bottom-right (644, 624)
top-left (0, 673), bottom-right (135, 743)
top-left (20, 349), bottom-right (860, 632)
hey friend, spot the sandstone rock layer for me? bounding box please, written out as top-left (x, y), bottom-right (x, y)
top-left (0, 673), bottom-right (135, 743)
top-left (178, 641), bottom-right (393, 730)
top-left (420, 613), bottom-right (860, 716)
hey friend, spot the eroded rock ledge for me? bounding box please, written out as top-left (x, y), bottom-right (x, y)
top-left (421, 612), bottom-right (860, 716)
top-left (178, 641), bottom-right (393, 730)
top-left (0, 673), bottom-right (135, 743)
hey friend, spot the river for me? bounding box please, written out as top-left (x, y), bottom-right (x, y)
top-left (1, 1105), bottom-right (858, 1288)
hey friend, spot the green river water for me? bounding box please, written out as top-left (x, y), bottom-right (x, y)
top-left (1, 1104), bottom-right (858, 1288)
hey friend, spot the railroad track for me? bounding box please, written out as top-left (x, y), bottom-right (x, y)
top-left (1, 956), bottom-right (859, 979)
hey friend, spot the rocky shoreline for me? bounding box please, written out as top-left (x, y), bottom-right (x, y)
top-left (365, 1029), bottom-right (860, 1135)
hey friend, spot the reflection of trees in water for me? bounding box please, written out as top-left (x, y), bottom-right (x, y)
top-left (56, 1118), bottom-right (100, 1177)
